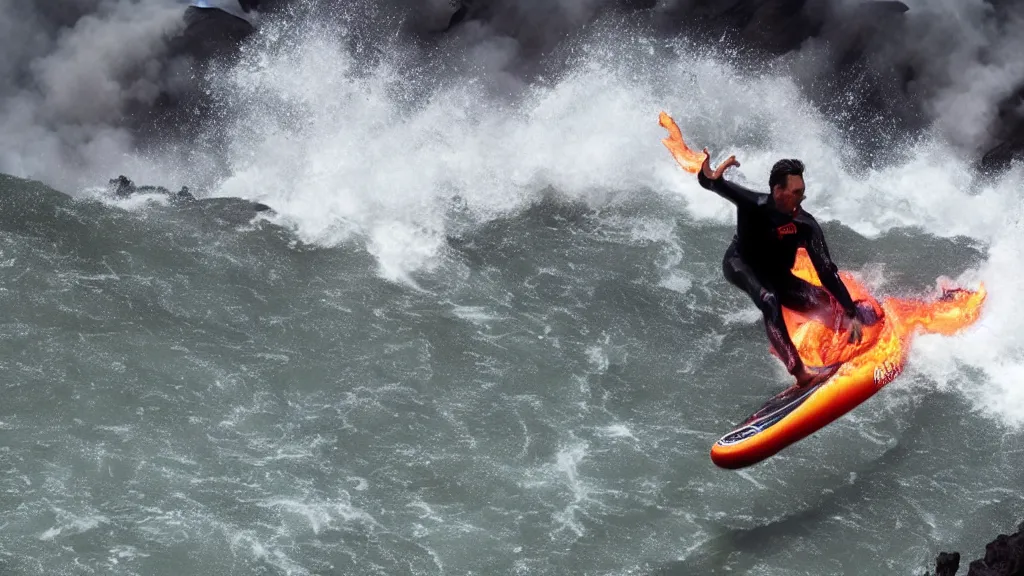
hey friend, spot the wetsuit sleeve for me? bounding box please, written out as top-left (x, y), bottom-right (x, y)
top-left (805, 219), bottom-right (859, 318)
top-left (696, 171), bottom-right (760, 208)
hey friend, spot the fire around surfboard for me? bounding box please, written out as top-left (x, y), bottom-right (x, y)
top-left (708, 255), bottom-right (985, 469)
top-left (656, 111), bottom-right (988, 470)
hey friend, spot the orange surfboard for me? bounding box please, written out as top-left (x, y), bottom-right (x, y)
top-left (710, 250), bottom-right (985, 469)
top-left (658, 112), bottom-right (988, 469)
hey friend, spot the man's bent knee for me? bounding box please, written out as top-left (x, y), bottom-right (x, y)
top-left (757, 288), bottom-right (781, 322)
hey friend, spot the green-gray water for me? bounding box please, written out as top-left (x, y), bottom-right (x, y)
top-left (2, 13), bottom-right (1023, 576)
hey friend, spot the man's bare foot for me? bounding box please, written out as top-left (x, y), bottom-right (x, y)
top-left (794, 363), bottom-right (841, 388)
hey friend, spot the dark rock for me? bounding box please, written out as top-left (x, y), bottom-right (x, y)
top-left (176, 186), bottom-right (197, 203)
top-left (169, 6), bottom-right (257, 64)
top-left (447, 0), bottom-right (469, 30)
top-left (106, 175), bottom-right (276, 213)
top-left (105, 174), bottom-right (273, 215)
top-left (107, 175), bottom-right (194, 203)
top-left (926, 520), bottom-right (1024, 576)
top-left (109, 175), bottom-right (135, 199)
top-left (980, 86), bottom-right (1024, 172)
top-left (928, 551), bottom-right (961, 576)
top-left (966, 524), bottom-right (1024, 576)
top-left (136, 4), bottom-right (259, 144)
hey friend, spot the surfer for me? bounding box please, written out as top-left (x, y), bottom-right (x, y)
top-left (698, 151), bottom-right (872, 388)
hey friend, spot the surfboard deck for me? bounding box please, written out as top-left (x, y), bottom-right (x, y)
top-left (716, 381), bottom-right (828, 448)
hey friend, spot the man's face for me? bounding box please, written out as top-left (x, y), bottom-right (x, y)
top-left (773, 174), bottom-right (805, 215)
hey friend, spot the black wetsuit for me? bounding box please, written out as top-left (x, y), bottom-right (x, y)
top-left (697, 170), bottom-right (861, 374)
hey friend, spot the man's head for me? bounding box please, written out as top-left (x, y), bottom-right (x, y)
top-left (769, 158), bottom-right (806, 215)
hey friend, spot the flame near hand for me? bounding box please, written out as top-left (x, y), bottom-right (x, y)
top-left (659, 111), bottom-right (707, 174)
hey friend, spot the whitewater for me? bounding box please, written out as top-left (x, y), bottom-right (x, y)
top-left (1, 10), bottom-right (1022, 576)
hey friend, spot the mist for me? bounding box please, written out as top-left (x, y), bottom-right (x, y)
top-left (0, 0), bottom-right (186, 192)
top-left (893, 0), bottom-right (1024, 152)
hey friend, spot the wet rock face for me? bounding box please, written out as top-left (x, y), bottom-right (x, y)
top-left (926, 521), bottom-right (1024, 576)
top-left (966, 523), bottom-right (1024, 576)
top-left (170, 6), bottom-right (257, 63)
top-left (107, 175), bottom-right (272, 213)
top-left (930, 551), bottom-right (961, 576)
top-left (108, 175), bottom-right (197, 204)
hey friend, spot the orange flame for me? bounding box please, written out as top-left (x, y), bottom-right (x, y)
top-left (783, 249), bottom-right (986, 387)
top-left (659, 111), bottom-right (707, 174)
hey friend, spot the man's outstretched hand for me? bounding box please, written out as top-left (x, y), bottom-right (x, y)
top-left (700, 147), bottom-right (740, 180)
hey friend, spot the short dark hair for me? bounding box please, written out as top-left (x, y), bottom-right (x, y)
top-left (769, 159), bottom-right (805, 190)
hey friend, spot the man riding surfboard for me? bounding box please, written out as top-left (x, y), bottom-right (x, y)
top-left (698, 150), bottom-right (876, 388)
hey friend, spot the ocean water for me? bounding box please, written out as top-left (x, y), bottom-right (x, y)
top-left (1, 10), bottom-right (1022, 576)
